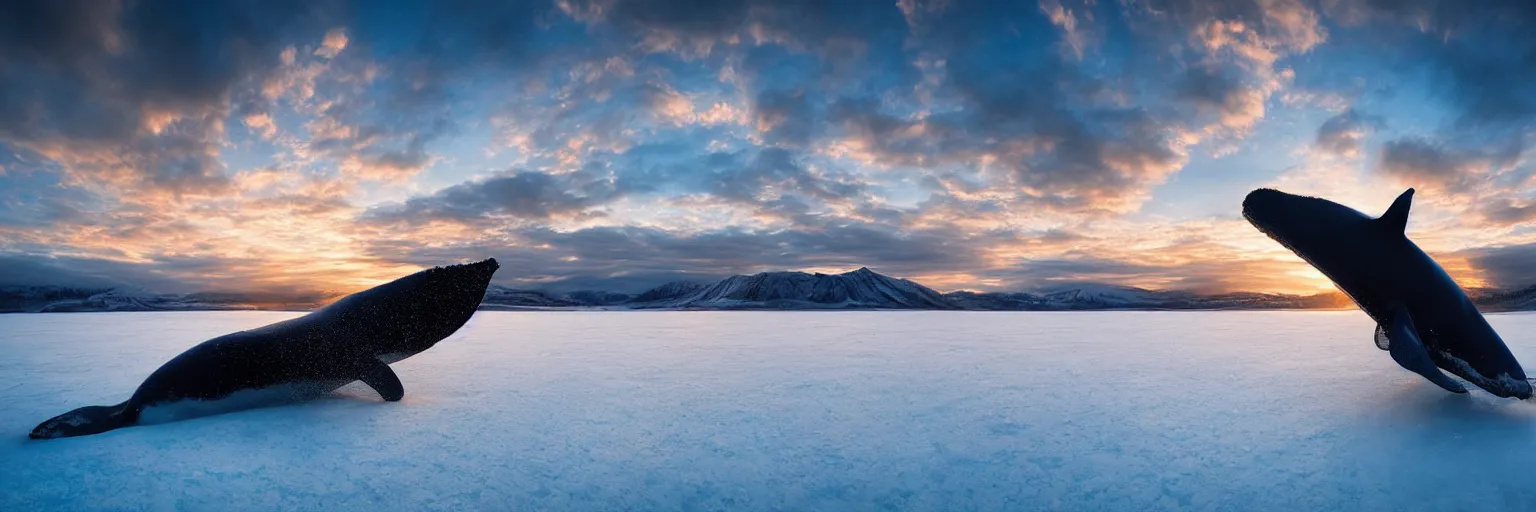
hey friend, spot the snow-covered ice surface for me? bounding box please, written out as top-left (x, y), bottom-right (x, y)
top-left (4, 311), bottom-right (1536, 511)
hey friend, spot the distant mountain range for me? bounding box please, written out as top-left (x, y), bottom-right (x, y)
top-left (4, 267), bottom-right (1534, 313)
top-left (0, 286), bottom-right (331, 314)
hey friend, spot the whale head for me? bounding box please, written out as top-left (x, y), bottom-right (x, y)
top-left (1241, 188), bottom-right (1389, 255)
top-left (323, 258), bottom-right (500, 355)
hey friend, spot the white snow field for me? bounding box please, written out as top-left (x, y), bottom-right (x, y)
top-left (3, 311), bottom-right (1536, 511)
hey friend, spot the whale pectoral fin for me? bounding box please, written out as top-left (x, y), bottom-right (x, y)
top-left (358, 359), bottom-right (404, 402)
top-left (1387, 307), bottom-right (1467, 394)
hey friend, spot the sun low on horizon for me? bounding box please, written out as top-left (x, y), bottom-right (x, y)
top-left (2, 0), bottom-right (1534, 299)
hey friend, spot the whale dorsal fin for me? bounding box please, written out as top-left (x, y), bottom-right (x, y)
top-left (1379, 188), bottom-right (1414, 233)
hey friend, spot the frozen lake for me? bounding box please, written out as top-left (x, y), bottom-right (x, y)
top-left (3, 311), bottom-right (1536, 511)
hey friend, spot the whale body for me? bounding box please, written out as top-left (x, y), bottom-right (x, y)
top-left (29, 258), bottom-right (500, 439)
top-left (1243, 188), bottom-right (1529, 398)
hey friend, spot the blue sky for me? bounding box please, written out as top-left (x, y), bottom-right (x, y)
top-left (1, 0), bottom-right (1533, 296)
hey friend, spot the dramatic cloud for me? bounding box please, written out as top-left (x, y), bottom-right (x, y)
top-left (2, 0), bottom-right (1533, 295)
top-left (364, 170), bottom-right (621, 225)
top-left (1314, 109), bottom-right (1377, 158)
top-left (1376, 137), bottom-right (1499, 193)
top-left (1479, 200), bottom-right (1536, 227)
top-left (1176, 65), bottom-right (1268, 134)
top-left (1462, 242), bottom-right (1536, 290)
top-left (751, 90), bottom-right (815, 147)
top-left (1323, 0), bottom-right (1536, 126)
top-left (0, 0), bottom-right (330, 198)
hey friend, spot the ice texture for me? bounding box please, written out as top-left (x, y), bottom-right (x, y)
top-left (2, 311), bottom-right (1536, 511)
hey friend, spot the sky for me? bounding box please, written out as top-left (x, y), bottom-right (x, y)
top-left (1, 0), bottom-right (1534, 297)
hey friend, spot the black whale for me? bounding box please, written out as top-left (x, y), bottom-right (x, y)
top-left (1243, 188), bottom-right (1529, 398)
top-left (30, 258), bottom-right (500, 439)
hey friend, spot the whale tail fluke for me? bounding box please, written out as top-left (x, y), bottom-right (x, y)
top-left (29, 402), bottom-right (135, 439)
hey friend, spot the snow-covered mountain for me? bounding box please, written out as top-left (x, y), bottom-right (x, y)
top-left (564, 290), bottom-right (633, 306)
top-left (945, 286), bottom-right (1351, 311)
top-left (643, 267), bottom-right (956, 310)
top-left (18, 288), bottom-right (258, 313)
top-left (946, 284), bottom-right (1194, 311)
top-left (1039, 283), bottom-right (1190, 308)
top-left (943, 291), bottom-right (1052, 310)
top-left (1, 286), bottom-right (334, 313)
top-left (479, 286), bottom-right (585, 309)
top-left (478, 286), bottom-right (635, 310)
top-left (0, 286), bottom-right (114, 313)
top-left (1468, 285), bottom-right (1536, 312)
top-left (628, 281), bottom-right (707, 304)
top-left (481, 268), bottom-right (955, 310)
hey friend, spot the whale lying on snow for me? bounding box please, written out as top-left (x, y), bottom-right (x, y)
top-left (30, 258), bottom-right (500, 439)
top-left (1243, 188), bottom-right (1530, 398)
